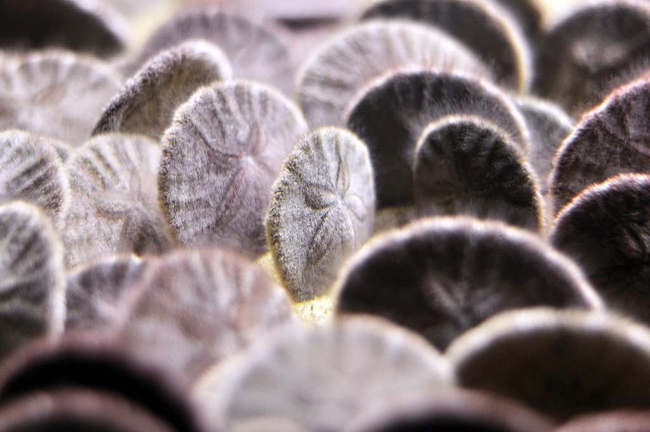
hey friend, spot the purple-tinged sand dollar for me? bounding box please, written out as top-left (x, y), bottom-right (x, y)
top-left (557, 411), bottom-right (650, 432)
top-left (413, 115), bottom-right (543, 232)
top-left (534, 0), bottom-right (650, 117)
top-left (131, 7), bottom-right (293, 95)
top-left (359, 0), bottom-right (532, 91)
top-left (345, 389), bottom-right (553, 432)
top-left (297, 20), bottom-right (490, 128)
top-left (65, 254), bottom-right (147, 331)
top-left (193, 316), bottom-right (452, 432)
top-left (0, 130), bottom-right (70, 227)
top-left (93, 40), bottom-right (232, 142)
top-left (335, 217), bottom-right (602, 350)
top-left (346, 69), bottom-right (528, 208)
top-left (516, 97), bottom-right (574, 196)
top-left (549, 76), bottom-right (650, 215)
top-left (0, 201), bottom-right (65, 360)
top-left (116, 248), bottom-right (297, 381)
top-left (551, 174), bottom-right (650, 325)
top-left (266, 127), bottom-right (376, 302)
top-left (0, 0), bottom-right (128, 57)
top-left (159, 81), bottom-right (308, 257)
top-left (63, 133), bottom-right (171, 269)
top-left (448, 308), bottom-right (650, 421)
top-left (0, 51), bottom-right (122, 145)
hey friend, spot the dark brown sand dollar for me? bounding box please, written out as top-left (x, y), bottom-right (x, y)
top-left (65, 254), bottom-right (147, 331)
top-left (557, 411), bottom-right (650, 432)
top-left (266, 127), bottom-right (376, 302)
top-left (132, 7), bottom-right (293, 94)
top-left (0, 0), bottom-right (128, 57)
top-left (0, 201), bottom-right (65, 360)
top-left (360, 0), bottom-right (532, 91)
top-left (297, 20), bottom-right (489, 128)
top-left (193, 316), bottom-right (452, 432)
top-left (0, 339), bottom-right (205, 432)
top-left (335, 217), bottom-right (602, 350)
top-left (346, 70), bottom-right (528, 208)
top-left (448, 308), bottom-right (650, 421)
top-left (534, 0), bottom-right (650, 116)
top-left (345, 390), bottom-right (553, 432)
top-left (117, 248), bottom-right (297, 381)
top-left (64, 133), bottom-right (171, 269)
top-left (551, 174), bottom-right (650, 325)
top-left (549, 77), bottom-right (650, 215)
top-left (94, 41), bottom-right (232, 141)
top-left (0, 390), bottom-right (177, 432)
top-left (0, 130), bottom-right (70, 227)
top-left (159, 81), bottom-right (308, 257)
top-left (516, 97), bottom-right (574, 196)
top-left (413, 115), bottom-right (543, 232)
top-left (0, 51), bottom-right (122, 145)
top-left (492, 0), bottom-right (543, 43)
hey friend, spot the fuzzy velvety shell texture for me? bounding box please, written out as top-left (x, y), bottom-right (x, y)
top-left (194, 316), bottom-right (451, 432)
top-left (159, 80), bottom-right (307, 257)
top-left (0, 51), bottom-right (122, 145)
top-left (0, 0), bottom-right (128, 57)
top-left (346, 70), bottom-right (528, 209)
top-left (448, 309), bottom-right (650, 421)
top-left (132, 7), bottom-right (293, 95)
top-left (413, 115), bottom-right (543, 232)
top-left (551, 174), bottom-right (650, 325)
top-left (297, 20), bottom-right (489, 128)
top-left (0, 201), bottom-right (65, 360)
top-left (63, 133), bottom-right (171, 269)
top-left (360, 0), bottom-right (532, 91)
top-left (549, 76), bottom-right (650, 215)
top-left (534, 0), bottom-right (650, 117)
top-left (0, 130), bottom-right (70, 227)
top-left (267, 127), bottom-right (376, 302)
top-left (94, 40), bottom-right (232, 141)
top-left (116, 248), bottom-right (297, 381)
top-left (335, 217), bottom-right (602, 350)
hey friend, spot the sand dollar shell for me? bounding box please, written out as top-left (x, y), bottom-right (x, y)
top-left (94, 40), bottom-right (232, 141)
top-left (116, 248), bottom-right (297, 381)
top-left (335, 217), bottom-right (602, 349)
top-left (159, 80), bottom-right (307, 257)
top-left (63, 133), bottom-right (171, 269)
top-left (194, 316), bottom-right (452, 432)
top-left (297, 20), bottom-right (490, 128)
top-left (267, 127), bottom-right (376, 301)
top-left (0, 130), bottom-right (70, 227)
top-left (0, 51), bottom-right (122, 145)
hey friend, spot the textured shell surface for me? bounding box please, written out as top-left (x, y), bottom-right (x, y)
top-left (448, 308), bottom-right (650, 421)
top-left (0, 201), bottom-right (66, 360)
top-left (159, 80), bottom-right (308, 257)
top-left (63, 133), bottom-right (171, 269)
top-left (551, 174), bottom-right (650, 325)
top-left (194, 316), bottom-right (451, 432)
top-left (534, 0), bottom-right (650, 116)
top-left (549, 76), bottom-right (650, 215)
top-left (360, 0), bottom-right (532, 92)
top-left (0, 51), bottom-right (122, 145)
top-left (132, 7), bottom-right (294, 95)
top-left (0, 130), bottom-right (70, 227)
top-left (0, 0), bottom-right (128, 57)
top-left (297, 20), bottom-right (490, 128)
top-left (335, 217), bottom-right (602, 350)
top-left (413, 115), bottom-right (543, 232)
top-left (117, 248), bottom-right (297, 382)
top-left (346, 69), bottom-right (528, 208)
top-left (94, 40), bottom-right (232, 141)
top-left (65, 254), bottom-right (147, 331)
top-left (267, 127), bottom-right (376, 302)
